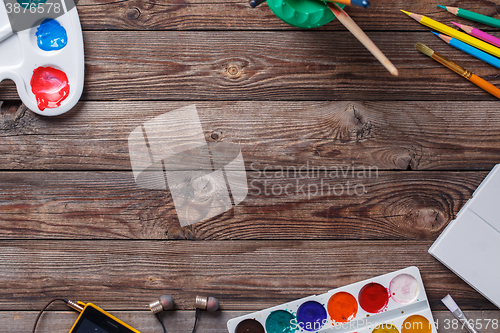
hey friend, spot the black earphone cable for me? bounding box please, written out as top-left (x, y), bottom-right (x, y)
top-left (155, 312), bottom-right (167, 333)
top-left (34, 298), bottom-right (203, 333)
top-left (32, 298), bottom-right (68, 333)
top-left (191, 308), bottom-right (200, 333)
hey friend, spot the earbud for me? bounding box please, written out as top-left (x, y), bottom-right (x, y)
top-left (191, 296), bottom-right (219, 333)
top-left (194, 295), bottom-right (219, 312)
top-left (149, 295), bottom-right (175, 314)
top-left (148, 295), bottom-right (219, 333)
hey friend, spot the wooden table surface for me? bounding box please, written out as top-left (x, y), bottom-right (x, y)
top-left (1, 0), bottom-right (500, 332)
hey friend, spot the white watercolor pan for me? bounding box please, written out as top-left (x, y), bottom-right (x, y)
top-left (0, 0), bottom-right (84, 116)
top-left (227, 266), bottom-right (437, 333)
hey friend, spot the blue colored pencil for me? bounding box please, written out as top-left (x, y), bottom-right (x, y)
top-left (432, 31), bottom-right (500, 70)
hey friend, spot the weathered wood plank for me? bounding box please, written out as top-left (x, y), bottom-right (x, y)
top-left (2, 310), bottom-right (500, 333)
top-left (1, 31), bottom-right (500, 101)
top-left (74, 0), bottom-right (500, 32)
top-left (0, 240), bottom-right (496, 311)
top-left (1, 101), bottom-right (500, 171)
top-left (0, 171), bottom-right (485, 240)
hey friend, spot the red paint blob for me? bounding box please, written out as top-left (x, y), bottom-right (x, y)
top-left (358, 282), bottom-right (389, 313)
top-left (30, 66), bottom-right (70, 111)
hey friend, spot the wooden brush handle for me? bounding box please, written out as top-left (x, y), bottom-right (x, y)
top-left (326, 2), bottom-right (398, 76)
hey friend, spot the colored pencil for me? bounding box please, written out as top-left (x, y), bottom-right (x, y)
top-left (432, 32), bottom-right (500, 70)
top-left (328, 2), bottom-right (398, 75)
top-left (324, 0), bottom-right (370, 9)
top-left (250, 0), bottom-right (266, 8)
top-left (437, 5), bottom-right (500, 29)
top-left (415, 42), bottom-right (500, 99)
top-left (401, 10), bottom-right (500, 58)
top-left (451, 21), bottom-right (500, 49)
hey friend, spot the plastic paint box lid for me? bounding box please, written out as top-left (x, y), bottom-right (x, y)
top-left (267, 0), bottom-right (345, 29)
top-left (429, 164), bottom-right (500, 309)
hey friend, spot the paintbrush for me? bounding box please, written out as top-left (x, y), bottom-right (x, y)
top-left (324, 0), bottom-right (370, 9)
top-left (327, 2), bottom-right (398, 76)
top-left (415, 42), bottom-right (500, 99)
top-left (441, 295), bottom-right (478, 333)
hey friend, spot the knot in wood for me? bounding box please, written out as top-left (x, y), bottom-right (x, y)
top-left (127, 7), bottom-right (141, 20)
top-left (211, 131), bottom-right (222, 141)
top-left (226, 65), bottom-right (240, 78)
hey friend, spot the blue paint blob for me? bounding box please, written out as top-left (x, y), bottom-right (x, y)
top-left (36, 19), bottom-right (67, 51)
top-left (266, 310), bottom-right (296, 333)
top-left (296, 301), bottom-right (327, 332)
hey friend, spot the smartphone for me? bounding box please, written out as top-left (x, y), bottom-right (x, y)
top-left (69, 303), bottom-right (140, 333)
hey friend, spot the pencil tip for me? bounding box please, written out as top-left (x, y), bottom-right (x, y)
top-left (400, 10), bottom-right (411, 16)
top-left (436, 5), bottom-right (447, 10)
top-left (450, 21), bottom-right (460, 27)
top-left (434, 31), bottom-right (451, 43)
top-left (391, 69), bottom-right (399, 76)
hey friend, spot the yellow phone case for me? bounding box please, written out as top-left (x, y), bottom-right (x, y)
top-left (68, 303), bottom-right (141, 333)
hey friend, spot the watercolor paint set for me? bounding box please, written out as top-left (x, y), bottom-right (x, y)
top-left (227, 266), bottom-right (436, 333)
top-left (0, 0), bottom-right (84, 116)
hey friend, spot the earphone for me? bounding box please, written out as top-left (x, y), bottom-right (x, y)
top-left (149, 295), bottom-right (174, 333)
top-left (149, 295), bottom-right (219, 333)
top-left (149, 295), bottom-right (175, 314)
top-left (194, 295), bottom-right (219, 312)
top-left (192, 296), bottom-right (220, 333)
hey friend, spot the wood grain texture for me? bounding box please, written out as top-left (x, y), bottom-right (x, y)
top-left (3, 310), bottom-right (500, 333)
top-left (74, 0), bottom-right (500, 31)
top-left (1, 101), bottom-right (500, 171)
top-left (0, 171), bottom-right (485, 240)
top-left (1, 31), bottom-right (500, 101)
top-left (1, 0), bottom-right (499, 323)
top-left (0, 240), bottom-right (496, 311)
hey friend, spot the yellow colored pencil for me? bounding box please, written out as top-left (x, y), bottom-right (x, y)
top-left (402, 10), bottom-right (500, 59)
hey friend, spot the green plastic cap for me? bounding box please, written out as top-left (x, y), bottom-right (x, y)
top-left (267, 0), bottom-right (345, 29)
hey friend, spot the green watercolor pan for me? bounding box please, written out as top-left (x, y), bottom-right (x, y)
top-left (267, 0), bottom-right (345, 29)
top-left (227, 266), bottom-right (437, 333)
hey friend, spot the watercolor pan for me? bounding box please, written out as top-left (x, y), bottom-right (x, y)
top-left (227, 266), bottom-right (437, 333)
top-left (0, 0), bottom-right (84, 116)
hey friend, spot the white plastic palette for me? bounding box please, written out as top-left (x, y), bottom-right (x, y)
top-left (227, 266), bottom-right (437, 333)
top-left (0, 0), bottom-right (84, 116)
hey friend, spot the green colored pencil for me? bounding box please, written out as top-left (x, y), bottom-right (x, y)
top-left (437, 5), bottom-right (500, 29)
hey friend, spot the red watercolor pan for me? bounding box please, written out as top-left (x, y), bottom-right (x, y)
top-left (358, 282), bottom-right (390, 313)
